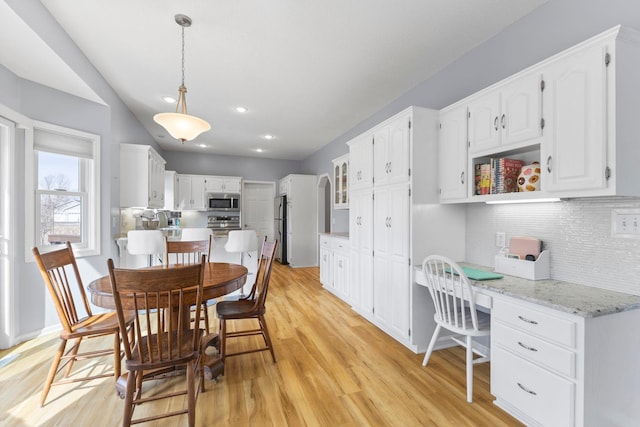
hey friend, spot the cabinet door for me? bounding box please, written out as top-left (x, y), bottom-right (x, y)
top-left (175, 175), bottom-right (192, 210)
top-left (501, 73), bottom-right (542, 146)
top-left (319, 246), bottom-right (332, 287)
top-left (387, 114), bottom-right (411, 185)
top-left (349, 189), bottom-right (373, 314)
top-left (190, 176), bottom-right (207, 209)
top-left (542, 43), bottom-right (608, 193)
top-left (147, 151), bottom-right (165, 208)
top-left (204, 176), bottom-right (224, 192)
top-left (387, 184), bottom-right (410, 339)
top-left (439, 106), bottom-right (469, 201)
top-left (334, 251), bottom-right (349, 301)
top-left (349, 135), bottom-right (373, 190)
top-left (223, 178), bottom-right (242, 193)
top-left (468, 89), bottom-right (501, 152)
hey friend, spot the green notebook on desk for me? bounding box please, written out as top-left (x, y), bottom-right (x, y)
top-left (445, 266), bottom-right (503, 281)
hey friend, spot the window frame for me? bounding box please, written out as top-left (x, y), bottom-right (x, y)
top-left (25, 121), bottom-right (100, 259)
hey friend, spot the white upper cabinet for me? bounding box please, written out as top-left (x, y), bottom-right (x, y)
top-left (205, 176), bottom-right (242, 193)
top-left (348, 134), bottom-right (373, 191)
top-left (439, 105), bottom-right (469, 202)
top-left (541, 38), bottom-right (608, 194)
top-left (120, 144), bottom-right (166, 208)
top-left (332, 154), bottom-right (349, 209)
top-left (373, 113), bottom-right (411, 186)
top-left (175, 174), bottom-right (207, 210)
top-left (468, 73), bottom-right (542, 154)
top-left (441, 25), bottom-right (640, 203)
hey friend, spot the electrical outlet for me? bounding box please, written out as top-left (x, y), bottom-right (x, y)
top-left (496, 231), bottom-right (506, 247)
top-left (612, 209), bottom-right (640, 238)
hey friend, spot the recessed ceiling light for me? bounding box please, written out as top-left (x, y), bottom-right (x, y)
top-left (199, 144), bottom-right (207, 148)
top-left (235, 106), bottom-right (248, 113)
top-left (264, 134), bottom-right (274, 140)
top-left (162, 96), bottom-right (176, 103)
top-left (256, 148), bottom-right (263, 153)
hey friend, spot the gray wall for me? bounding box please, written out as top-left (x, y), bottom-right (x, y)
top-left (302, 0), bottom-right (640, 294)
top-left (163, 151), bottom-right (301, 182)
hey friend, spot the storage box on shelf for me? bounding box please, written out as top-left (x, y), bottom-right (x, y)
top-left (439, 25), bottom-right (640, 203)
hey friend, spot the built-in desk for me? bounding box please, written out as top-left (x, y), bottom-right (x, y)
top-left (414, 264), bottom-right (640, 427)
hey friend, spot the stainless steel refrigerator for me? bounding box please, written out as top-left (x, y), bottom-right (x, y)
top-left (273, 195), bottom-right (288, 264)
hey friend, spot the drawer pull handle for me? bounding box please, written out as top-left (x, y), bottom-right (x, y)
top-left (518, 315), bottom-right (539, 325)
top-left (518, 341), bottom-right (538, 352)
top-left (517, 382), bottom-right (538, 396)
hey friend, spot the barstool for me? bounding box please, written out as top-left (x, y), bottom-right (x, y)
top-left (126, 230), bottom-right (164, 267)
top-left (224, 230), bottom-right (259, 298)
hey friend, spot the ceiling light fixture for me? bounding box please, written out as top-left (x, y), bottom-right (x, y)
top-left (264, 134), bottom-right (274, 140)
top-left (153, 14), bottom-right (211, 144)
top-left (161, 96), bottom-right (176, 103)
top-left (235, 106), bottom-right (248, 113)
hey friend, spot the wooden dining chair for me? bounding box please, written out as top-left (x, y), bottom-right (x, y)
top-left (32, 242), bottom-right (135, 407)
top-left (165, 236), bottom-right (213, 333)
top-left (216, 239), bottom-right (277, 374)
top-left (421, 255), bottom-right (490, 403)
top-left (107, 257), bottom-right (208, 427)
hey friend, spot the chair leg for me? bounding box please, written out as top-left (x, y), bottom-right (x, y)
top-left (40, 339), bottom-right (66, 406)
top-left (258, 314), bottom-right (276, 363)
top-left (466, 335), bottom-right (473, 403)
top-left (64, 337), bottom-right (82, 377)
top-left (187, 361), bottom-right (196, 427)
top-left (123, 370), bottom-right (136, 427)
top-left (202, 302), bottom-right (210, 334)
top-left (219, 318), bottom-right (226, 374)
top-left (113, 332), bottom-right (121, 380)
top-left (422, 325), bottom-right (441, 367)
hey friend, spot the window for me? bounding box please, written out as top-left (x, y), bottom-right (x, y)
top-left (26, 122), bottom-right (100, 258)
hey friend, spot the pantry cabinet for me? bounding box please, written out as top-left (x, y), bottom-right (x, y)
top-left (120, 144), bottom-right (166, 208)
top-left (348, 106), bottom-right (465, 352)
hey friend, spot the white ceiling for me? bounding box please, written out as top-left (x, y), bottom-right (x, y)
top-left (5, 0), bottom-right (546, 160)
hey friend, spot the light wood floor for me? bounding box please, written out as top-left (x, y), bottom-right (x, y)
top-left (0, 262), bottom-right (522, 426)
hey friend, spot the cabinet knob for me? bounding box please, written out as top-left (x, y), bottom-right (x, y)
top-left (517, 382), bottom-right (538, 396)
top-left (460, 171), bottom-right (465, 184)
top-left (501, 114), bottom-right (506, 129)
top-left (546, 156), bottom-right (552, 173)
top-left (494, 116), bottom-right (499, 131)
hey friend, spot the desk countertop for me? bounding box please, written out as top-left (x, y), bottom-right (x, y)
top-left (413, 263), bottom-right (640, 318)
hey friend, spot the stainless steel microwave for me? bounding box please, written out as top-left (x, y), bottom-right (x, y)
top-left (207, 193), bottom-right (240, 211)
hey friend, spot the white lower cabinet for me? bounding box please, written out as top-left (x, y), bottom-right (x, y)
top-left (318, 234), bottom-right (350, 303)
top-left (491, 296), bottom-right (640, 426)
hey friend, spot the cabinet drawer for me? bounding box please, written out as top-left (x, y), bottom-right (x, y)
top-left (319, 234), bottom-right (331, 247)
top-left (493, 322), bottom-right (575, 378)
top-left (493, 298), bottom-right (576, 348)
top-left (492, 347), bottom-right (574, 427)
top-left (331, 237), bottom-right (349, 253)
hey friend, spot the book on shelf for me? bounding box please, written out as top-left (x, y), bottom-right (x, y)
top-left (475, 158), bottom-right (524, 195)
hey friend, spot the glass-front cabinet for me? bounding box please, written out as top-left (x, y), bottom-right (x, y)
top-left (332, 154), bottom-right (349, 209)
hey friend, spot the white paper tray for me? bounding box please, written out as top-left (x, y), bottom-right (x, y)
top-left (494, 250), bottom-right (550, 280)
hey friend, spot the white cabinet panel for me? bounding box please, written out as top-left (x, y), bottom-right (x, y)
top-left (348, 134), bottom-right (373, 191)
top-left (439, 106), bottom-right (468, 202)
top-left (120, 144), bottom-right (166, 208)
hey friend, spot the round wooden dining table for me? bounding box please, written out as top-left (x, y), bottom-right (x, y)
top-left (87, 262), bottom-right (248, 310)
top-left (87, 262), bottom-right (247, 385)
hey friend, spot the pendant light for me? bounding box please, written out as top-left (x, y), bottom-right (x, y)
top-left (154, 14), bottom-right (211, 143)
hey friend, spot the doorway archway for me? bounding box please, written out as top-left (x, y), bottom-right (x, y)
top-left (316, 174), bottom-right (331, 235)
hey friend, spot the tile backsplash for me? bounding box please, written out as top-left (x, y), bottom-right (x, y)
top-left (465, 197), bottom-right (640, 296)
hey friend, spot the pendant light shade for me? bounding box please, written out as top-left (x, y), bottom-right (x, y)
top-left (154, 14), bottom-right (211, 143)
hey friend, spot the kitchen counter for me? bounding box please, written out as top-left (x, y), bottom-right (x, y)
top-left (414, 263), bottom-right (640, 318)
top-left (319, 232), bottom-right (349, 239)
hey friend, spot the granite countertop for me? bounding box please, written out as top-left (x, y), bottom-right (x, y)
top-left (319, 232), bottom-right (349, 239)
top-left (414, 263), bottom-right (640, 318)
